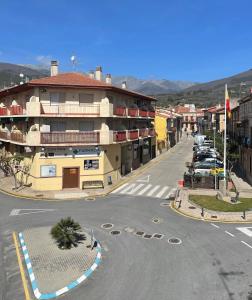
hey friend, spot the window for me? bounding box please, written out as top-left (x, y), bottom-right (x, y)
top-left (79, 93), bottom-right (94, 106)
top-left (50, 92), bottom-right (65, 105)
top-left (40, 165), bottom-right (56, 177)
top-left (51, 121), bottom-right (66, 132)
top-left (79, 121), bottom-right (94, 131)
top-left (84, 160), bottom-right (99, 170)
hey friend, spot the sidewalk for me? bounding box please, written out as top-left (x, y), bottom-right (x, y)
top-left (230, 171), bottom-right (252, 198)
top-left (19, 226), bottom-right (102, 299)
top-left (0, 138), bottom-right (186, 201)
top-left (172, 188), bottom-right (252, 223)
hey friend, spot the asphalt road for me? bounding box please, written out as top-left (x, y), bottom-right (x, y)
top-left (1, 136), bottom-right (252, 300)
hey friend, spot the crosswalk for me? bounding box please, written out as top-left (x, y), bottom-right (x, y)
top-left (111, 183), bottom-right (177, 199)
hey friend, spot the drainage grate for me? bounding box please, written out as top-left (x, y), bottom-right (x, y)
top-left (101, 223), bottom-right (114, 229)
top-left (152, 217), bottom-right (163, 224)
top-left (189, 206), bottom-right (196, 209)
top-left (135, 231), bottom-right (145, 236)
top-left (153, 233), bottom-right (164, 239)
top-left (211, 215), bottom-right (218, 219)
top-left (124, 227), bottom-right (135, 233)
top-left (168, 237), bottom-right (182, 245)
top-left (143, 234), bottom-right (153, 239)
top-left (35, 194), bottom-right (44, 197)
top-left (160, 202), bottom-right (170, 207)
top-left (110, 230), bottom-right (121, 235)
top-left (85, 197), bottom-right (96, 201)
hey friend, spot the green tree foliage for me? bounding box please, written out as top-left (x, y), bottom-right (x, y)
top-left (51, 217), bottom-right (86, 249)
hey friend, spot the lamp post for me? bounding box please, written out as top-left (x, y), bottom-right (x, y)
top-left (213, 125), bottom-right (217, 189)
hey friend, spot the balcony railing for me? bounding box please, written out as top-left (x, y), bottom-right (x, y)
top-left (11, 132), bottom-right (26, 143)
top-left (148, 111), bottom-right (155, 118)
top-left (0, 107), bottom-right (7, 116)
top-left (113, 131), bottom-right (127, 142)
top-left (0, 131), bottom-right (9, 140)
top-left (127, 130), bottom-right (139, 140)
top-left (139, 110), bottom-right (148, 118)
top-left (139, 128), bottom-right (149, 138)
top-left (40, 131), bottom-right (100, 144)
top-left (41, 104), bottom-right (100, 116)
top-left (114, 106), bottom-right (126, 116)
top-left (128, 108), bottom-right (138, 117)
top-left (10, 106), bottom-right (23, 115)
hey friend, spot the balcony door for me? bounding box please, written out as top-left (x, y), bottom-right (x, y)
top-left (50, 92), bottom-right (65, 106)
top-left (63, 167), bottom-right (79, 189)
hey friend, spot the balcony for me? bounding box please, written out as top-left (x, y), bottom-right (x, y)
top-left (11, 132), bottom-right (26, 143)
top-left (139, 110), bottom-right (148, 118)
top-left (148, 128), bottom-right (155, 137)
top-left (41, 104), bottom-right (100, 116)
top-left (10, 106), bottom-right (23, 115)
top-left (40, 131), bottom-right (100, 144)
top-left (114, 106), bottom-right (126, 116)
top-left (0, 131), bottom-right (9, 140)
top-left (128, 108), bottom-right (139, 117)
top-left (139, 128), bottom-right (149, 138)
top-left (113, 131), bottom-right (127, 142)
top-left (127, 130), bottom-right (139, 140)
top-left (148, 111), bottom-right (155, 118)
top-left (0, 107), bottom-right (7, 116)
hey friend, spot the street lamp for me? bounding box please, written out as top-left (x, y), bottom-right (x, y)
top-left (213, 126), bottom-right (217, 190)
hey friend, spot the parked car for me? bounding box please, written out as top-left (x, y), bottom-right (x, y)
top-left (194, 164), bottom-right (213, 175)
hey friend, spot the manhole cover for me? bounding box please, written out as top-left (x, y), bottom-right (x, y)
top-left (135, 231), bottom-right (145, 236)
top-left (124, 227), bottom-right (135, 233)
top-left (85, 197), bottom-right (96, 201)
top-left (35, 194), bottom-right (44, 197)
top-left (152, 217), bottom-right (163, 224)
top-left (160, 202), bottom-right (170, 207)
top-left (143, 234), bottom-right (153, 239)
top-left (110, 230), bottom-right (121, 235)
top-left (101, 223), bottom-right (114, 229)
top-left (168, 237), bottom-right (182, 245)
top-left (153, 233), bottom-right (164, 239)
top-left (189, 206), bottom-right (196, 209)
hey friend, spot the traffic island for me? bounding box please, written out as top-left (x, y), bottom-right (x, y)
top-left (172, 189), bottom-right (252, 223)
top-left (19, 226), bottom-right (102, 299)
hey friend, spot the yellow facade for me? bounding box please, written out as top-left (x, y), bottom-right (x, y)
top-left (155, 115), bottom-right (167, 152)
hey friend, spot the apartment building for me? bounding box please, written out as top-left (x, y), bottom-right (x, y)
top-left (155, 108), bottom-right (182, 154)
top-left (174, 104), bottom-right (198, 132)
top-left (0, 62), bottom-right (156, 190)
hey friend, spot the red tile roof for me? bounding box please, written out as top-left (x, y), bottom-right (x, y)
top-left (174, 106), bottom-right (190, 114)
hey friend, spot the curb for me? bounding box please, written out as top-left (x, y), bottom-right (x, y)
top-left (18, 232), bottom-right (102, 299)
top-left (170, 201), bottom-right (252, 224)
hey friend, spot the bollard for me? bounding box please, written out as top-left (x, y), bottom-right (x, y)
top-left (242, 210), bottom-right (246, 220)
top-left (178, 199), bottom-right (182, 208)
top-left (201, 207), bottom-right (204, 217)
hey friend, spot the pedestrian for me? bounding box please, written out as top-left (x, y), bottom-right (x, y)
top-left (187, 132), bottom-right (189, 138)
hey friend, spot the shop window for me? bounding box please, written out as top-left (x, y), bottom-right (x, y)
top-left (84, 159), bottom-right (99, 170)
top-left (40, 165), bottom-right (56, 177)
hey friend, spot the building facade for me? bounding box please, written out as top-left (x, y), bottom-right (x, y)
top-left (0, 62), bottom-right (156, 190)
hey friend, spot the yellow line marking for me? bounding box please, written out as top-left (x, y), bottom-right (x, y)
top-left (12, 232), bottom-right (31, 300)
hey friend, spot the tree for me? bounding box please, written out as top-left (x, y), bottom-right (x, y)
top-left (51, 217), bottom-right (86, 249)
top-left (0, 150), bottom-right (25, 190)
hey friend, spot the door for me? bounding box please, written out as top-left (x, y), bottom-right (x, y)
top-left (63, 167), bottom-right (79, 188)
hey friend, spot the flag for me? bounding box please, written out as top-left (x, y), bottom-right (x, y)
top-left (225, 85), bottom-right (231, 118)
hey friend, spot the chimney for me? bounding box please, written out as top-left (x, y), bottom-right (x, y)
top-left (50, 60), bottom-right (58, 76)
top-left (105, 74), bottom-right (112, 84)
top-left (89, 70), bottom-right (95, 79)
top-left (122, 81), bottom-right (127, 89)
top-left (95, 66), bottom-right (102, 81)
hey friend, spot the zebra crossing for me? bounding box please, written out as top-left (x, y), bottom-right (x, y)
top-left (111, 182), bottom-right (177, 199)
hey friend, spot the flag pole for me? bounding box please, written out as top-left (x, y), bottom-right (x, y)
top-left (223, 84), bottom-right (227, 194)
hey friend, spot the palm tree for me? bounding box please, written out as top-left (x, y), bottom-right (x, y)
top-left (51, 217), bottom-right (85, 249)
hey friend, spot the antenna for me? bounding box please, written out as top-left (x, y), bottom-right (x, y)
top-left (70, 55), bottom-right (77, 71)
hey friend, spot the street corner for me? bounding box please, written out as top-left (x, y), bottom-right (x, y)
top-left (18, 226), bottom-right (102, 299)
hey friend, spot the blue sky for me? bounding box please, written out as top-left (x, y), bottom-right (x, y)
top-left (1, 0), bottom-right (252, 82)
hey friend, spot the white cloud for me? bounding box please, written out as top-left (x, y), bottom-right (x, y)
top-left (35, 55), bottom-right (52, 66)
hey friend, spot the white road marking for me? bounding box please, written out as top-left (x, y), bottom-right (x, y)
top-left (111, 183), bottom-right (129, 194)
top-left (225, 231), bottom-right (235, 237)
top-left (9, 208), bottom-right (55, 216)
top-left (236, 227), bottom-right (252, 237)
top-left (119, 184), bottom-right (136, 194)
top-left (126, 184), bottom-right (145, 195)
top-left (164, 188), bottom-right (177, 199)
top-left (210, 223), bottom-right (220, 228)
top-left (147, 185), bottom-right (160, 197)
top-left (137, 184), bottom-right (152, 195)
top-left (241, 241), bottom-right (252, 249)
top-left (155, 186), bottom-right (170, 198)
top-left (137, 175), bottom-right (150, 183)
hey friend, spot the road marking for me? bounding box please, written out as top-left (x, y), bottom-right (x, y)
top-left (119, 184), bottom-right (136, 194)
top-left (126, 184), bottom-right (145, 195)
top-left (211, 223), bottom-right (220, 228)
top-left (10, 208), bottom-right (56, 216)
top-left (147, 185), bottom-right (160, 197)
top-left (137, 184), bottom-right (152, 195)
top-left (137, 175), bottom-right (150, 183)
top-left (12, 232), bottom-right (31, 300)
top-left (111, 183), bottom-right (129, 193)
top-left (155, 186), bottom-right (169, 198)
top-left (241, 241), bottom-right (252, 249)
top-left (236, 227), bottom-right (252, 237)
top-left (164, 188), bottom-right (177, 199)
top-left (225, 230), bottom-right (235, 237)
